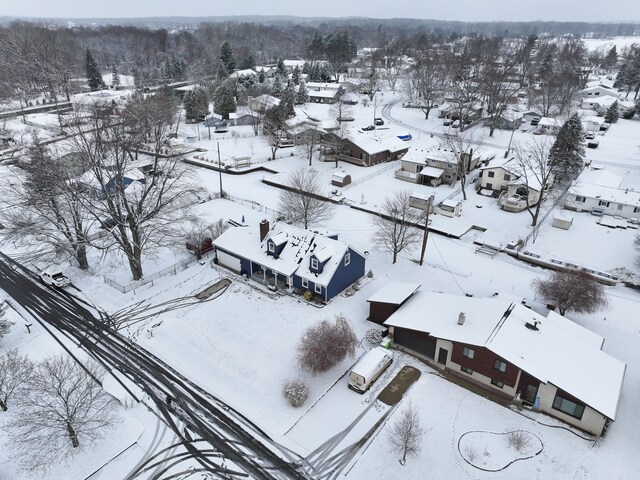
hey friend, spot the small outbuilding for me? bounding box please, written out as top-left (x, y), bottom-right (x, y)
top-left (552, 213), bottom-right (574, 230)
top-left (331, 170), bottom-right (352, 187)
top-left (435, 199), bottom-right (463, 218)
top-left (367, 282), bottom-right (421, 325)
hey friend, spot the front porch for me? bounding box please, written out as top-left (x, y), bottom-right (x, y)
top-left (250, 261), bottom-right (291, 290)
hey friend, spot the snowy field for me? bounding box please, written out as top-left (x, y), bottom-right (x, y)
top-left (2, 76), bottom-right (640, 479)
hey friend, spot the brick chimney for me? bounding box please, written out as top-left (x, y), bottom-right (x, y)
top-left (259, 219), bottom-right (270, 242)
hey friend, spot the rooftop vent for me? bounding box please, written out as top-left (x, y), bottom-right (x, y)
top-left (457, 312), bottom-right (466, 326)
top-left (525, 321), bottom-right (539, 331)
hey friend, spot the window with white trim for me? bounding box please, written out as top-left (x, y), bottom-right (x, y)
top-left (315, 283), bottom-right (322, 294)
top-left (487, 171), bottom-right (495, 178)
top-left (301, 278), bottom-right (308, 288)
top-left (268, 242), bottom-right (275, 253)
top-left (311, 258), bottom-right (319, 270)
top-left (344, 252), bottom-right (351, 266)
top-left (575, 195), bottom-right (586, 203)
top-left (462, 347), bottom-right (475, 359)
top-left (461, 366), bottom-right (473, 375)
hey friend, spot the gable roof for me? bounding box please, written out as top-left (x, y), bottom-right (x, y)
top-left (213, 223), bottom-right (360, 286)
top-left (346, 130), bottom-right (409, 156)
top-left (367, 282), bottom-right (421, 304)
top-left (384, 291), bottom-right (626, 420)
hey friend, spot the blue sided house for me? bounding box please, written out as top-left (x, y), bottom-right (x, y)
top-left (213, 220), bottom-right (366, 302)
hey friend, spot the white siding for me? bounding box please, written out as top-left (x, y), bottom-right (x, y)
top-left (536, 383), bottom-right (607, 436)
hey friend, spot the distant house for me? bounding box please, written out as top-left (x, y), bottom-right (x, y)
top-left (325, 130), bottom-right (409, 167)
top-left (308, 89), bottom-right (339, 104)
top-left (248, 94), bottom-right (280, 114)
top-left (70, 90), bottom-right (130, 114)
top-left (579, 85), bottom-right (620, 100)
top-left (229, 69), bottom-right (258, 80)
top-left (536, 117), bottom-right (562, 135)
top-left (212, 220), bottom-right (365, 302)
top-left (384, 291), bottom-right (626, 436)
top-left (255, 66), bottom-right (276, 79)
top-left (580, 95), bottom-right (635, 115)
top-left (483, 110), bottom-right (523, 131)
top-left (228, 107), bottom-right (256, 126)
top-left (479, 157), bottom-right (548, 212)
top-left (396, 148), bottom-right (480, 187)
top-left (435, 199), bottom-right (463, 217)
top-left (564, 168), bottom-right (640, 219)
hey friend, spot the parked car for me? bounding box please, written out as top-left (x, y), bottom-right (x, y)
top-left (40, 270), bottom-right (71, 288)
top-left (374, 118), bottom-right (384, 126)
top-left (530, 117), bottom-right (541, 126)
top-left (587, 139), bottom-right (600, 149)
top-left (348, 347), bottom-right (393, 393)
top-left (361, 125), bottom-right (375, 131)
top-left (585, 132), bottom-right (596, 140)
top-left (451, 120), bottom-right (460, 129)
top-left (600, 122), bottom-right (611, 132)
top-left (443, 119), bottom-right (453, 126)
top-left (590, 207), bottom-right (605, 216)
top-left (337, 116), bottom-right (354, 122)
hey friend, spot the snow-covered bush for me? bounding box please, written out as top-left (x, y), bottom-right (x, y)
top-left (282, 378), bottom-right (309, 407)
top-left (364, 328), bottom-right (384, 346)
top-left (296, 315), bottom-right (358, 374)
top-left (506, 429), bottom-right (532, 452)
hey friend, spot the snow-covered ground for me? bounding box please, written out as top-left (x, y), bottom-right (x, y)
top-left (2, 73), bottom-right (640, 479)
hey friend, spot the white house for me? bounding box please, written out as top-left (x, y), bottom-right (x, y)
top-left (564, 168), bottom-right (640, 219)
top-left (396, 148), bottom-right (481, 187)
top-left (536, 117), bottom-right (562, 135)
top-left (229, 69), bottom-right (257, 80)
top-left (255, 66), bottom-right (276, 79)
top-left (70, 90), bottom-right (130, 114)
top-left (384, 291), bottom-right (626, 436)
top-left (579, 85), bottom-right (620, 100)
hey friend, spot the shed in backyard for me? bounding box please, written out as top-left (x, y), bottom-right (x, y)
top-left (331, 170), bottom-right (352, 187)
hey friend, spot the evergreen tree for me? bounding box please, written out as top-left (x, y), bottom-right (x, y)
top-left (276, 58), bottom-right (287, 77)
top-left (220, 41), bottom-right (236, 74)
top-left (319, 64), bottom-right (333, 83)
top-left (258, 69), bottom-right (266, 84)
top-left (296, 79), bottom-right (309, 104)
top-left (282, 82), bottom-right (296, 117)
top-left (217, 60), bottom-right (229, 80)
top-left (603, 46), bottom-right (618, 70)
top-left (214, 84), bottom-right (237, 120)
top-left (291, 66), bottom-right (301, 85)
top-left (310, 63), bottom-right (321, 82)
top-left (111, 64), bottom-right (121, 89)
top-left (272, 75), bottom-right (283, 97)
top-left (184, 87), bottom-right (209, 122)
top-left (85, 49), bottom-right (105, 91)
top-left (239, 55), bottom-right (256, 70)
top-left (548, 113), bottom-right (585, 181)
top-left (604, 100), bottom-right (620, 123)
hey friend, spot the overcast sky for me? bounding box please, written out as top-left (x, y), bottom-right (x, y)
top-left (0, 0), bottom-right (638, 23)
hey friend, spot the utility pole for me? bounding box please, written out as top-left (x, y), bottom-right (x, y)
top-left (217, 141), bottom-right (223, 198)
top-left (419, 195), bottom-right (435, 266)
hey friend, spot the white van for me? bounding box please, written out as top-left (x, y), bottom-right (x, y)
top-left (348, 347), bottom-right (393, 394)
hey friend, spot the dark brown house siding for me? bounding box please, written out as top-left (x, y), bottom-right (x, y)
top-left (394, 328), bottom-right (437, 359)
top-left (368, 302), bottom-right (400, 325)
top-left (451, 343), bottom-right (519, 388)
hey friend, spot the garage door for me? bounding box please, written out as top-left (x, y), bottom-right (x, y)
top-left (217, 250), bottom-right (242, 273)
top-left (394, 328), bottom-right (436, 360)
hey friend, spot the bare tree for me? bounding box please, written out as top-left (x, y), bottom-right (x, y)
top-left (66, 100), bottom-right (199, 281)
top-left (0, 300), bottom-right (9, 340)
top-left (296, 122), bottom-right (324, 166)
top-left (512, 138), bottom-right (558, 228)
top-left (7, 356), bottom-right (118, 472)
top-left (0, 348), bottom-right (33, 411)
top-left (184, 218), bottom-right (228, 259)
top-left (480, 58), bottom-right (521, 137)
top-left (443, 130), bottom-right (484, 201)
top-left (357, 66), bottom-right (381, 101)
top-left (634, 234), bottom-right (640, 269)
top-left (405, 52), bottom-right (446, 120)
top-left (388, 402), bottom-right (426, 465)
top-left (532, 269), bottom-right (609, 316)
top-left (371, 191), bottom-right (422, 264)
top-left (278, 168), bottom-right (335, 229)
top-left (1, 141), bottom-right (94, 269)
top-left (297, 315), bottom-right (358, 374)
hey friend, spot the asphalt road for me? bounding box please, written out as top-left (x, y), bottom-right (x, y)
top-left (0, 252), bottom-right (307, 480)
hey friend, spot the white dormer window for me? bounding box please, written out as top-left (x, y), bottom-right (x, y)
top-left (311, 258), bottom-right (319, 270)
top-left (268, 242), bottom-right (275, 253)
top-left (344, 252), bottom-right (351, 266)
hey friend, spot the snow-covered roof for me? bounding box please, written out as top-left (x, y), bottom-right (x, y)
top-left (578, 168), bottom-right (623, 189)
top-left (420, 166), bottom-right (446, 178)
top-left (479, 156), bottom-right (518, 174)
top-left (71, 90), bottom-right (130, 105)
top-left (384, 291), bottom-right (626, 420)
top-left (442, 198), bottom-right (461, 208)
top-left (284, 60), bottom-right (306, 69)
top-left (538, 117), bottom-right (562, 128)
top-left (249, 94), bottom-right (280, 111)
top-left (332, 170), bottom-right (349, 180)
top-left (230, 69), bottom-right (257, 78)
top-left (213, 222), bottom-right (356, 287)
top-left (308, 90), bottom-right (338, 99)
top-left (581, 96), bottom-right (619, 107)
top-left (569, 183), bottom-right (640, 207)
top-left (306, 82), bottom-right (342, 91)
top-left (346, 130), bottom-right (409, 156)
top-left (580, 85), bottom-right (619, 97)
top-left (367, 282), bottom-right (421, 304)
